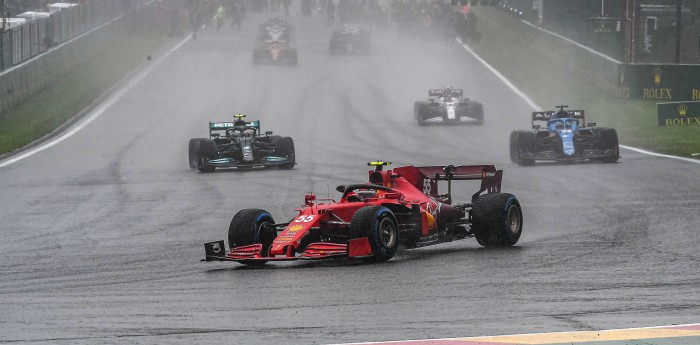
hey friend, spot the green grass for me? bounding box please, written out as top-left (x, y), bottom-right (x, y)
top-left (0, 34), bottom-right (168, 156)
top-left (470, 6), bottom-right (700, 158)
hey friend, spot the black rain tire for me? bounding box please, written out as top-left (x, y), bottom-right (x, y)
top-left (350, 206), bottom-right (399, 262)
top-left (414, 101), bottom-right (430, 126)
top-left (510, 131), bottom-right (535, 166)
top-left (188, 138), bottom-right (216, 172)
top-left (598, 128), bottom-right (619, 163)
top-left (471, 193), bottom-right (523, 247)
top-left (466, 102), bottom-right (484, 124)
top-left (274, 137), bottom-right (295, 169)
top-left (188, 138), bottom-right (200, 170)
top-left (228, 209), bottom-right (276, 265)
top-left (509, 131), bottom-right (521, 164)
top-left (518, 131), bottom-right (536, 166)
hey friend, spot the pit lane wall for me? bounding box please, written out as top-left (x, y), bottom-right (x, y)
top-left (0, 0), bottom-right (162, 114)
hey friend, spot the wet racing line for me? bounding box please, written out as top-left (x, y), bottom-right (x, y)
top-left (332, 323), bottom-right (700, 345)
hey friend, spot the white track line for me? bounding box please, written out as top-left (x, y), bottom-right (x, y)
top-left (0, 35), bottom-right (191, 169)
top-left (457, 38), bottom-right (541, 111)
top-left (620, 145), bottom-right (700, 163)
top-left (520, 20), bottom-right (622, 64)
top-left (456, 38), bottom-right (699, 164)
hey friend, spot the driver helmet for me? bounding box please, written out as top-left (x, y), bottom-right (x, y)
top-left (233, 114), bottom-right (247, 127)
top-left (356, 189), bottom-right (378, 201)
top-left (554, 110), bottom-right (568, 119)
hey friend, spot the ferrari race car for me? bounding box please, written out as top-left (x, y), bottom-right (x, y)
top-left (253, 18), bottom-right (298, 65)
top-left (329, 24), bottom-right (371, 55)
top-left (414, 88), bottom-right (484, 125)
top-left (204, 161), bottom-right (523, 265)
top-left (188, 114), bottom-right (295, 172)
top-left (509, 105), bottom-right (620, 166)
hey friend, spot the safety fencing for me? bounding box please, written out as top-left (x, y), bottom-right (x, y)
top-left (0, 0), bottom-right (154, 71)
top-left (0, 0), bottom-right (165, 113)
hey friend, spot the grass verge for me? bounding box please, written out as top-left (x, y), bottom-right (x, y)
top-left (469, 6), bottom-right (699, 159)
top-left (0, 33), bottom-right (168, 156)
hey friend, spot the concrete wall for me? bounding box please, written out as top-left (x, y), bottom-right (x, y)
top-left (0, 17), bottom-right (124, 113)
top-left (0, 0), bottom-right (161, 114)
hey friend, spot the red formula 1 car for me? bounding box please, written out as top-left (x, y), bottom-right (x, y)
top-left (204, 162), bottom-right (523, 265)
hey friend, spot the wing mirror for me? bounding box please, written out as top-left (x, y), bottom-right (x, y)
top-left (533, 125), bottom-right (541, 130)
top-left (336, 185), bottom-right (346, 193)
top-left (266, 131), bottom-right (273, 135)
top-left (212, 133), bottom-right (220, 138)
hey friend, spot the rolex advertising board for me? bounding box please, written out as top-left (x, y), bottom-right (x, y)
top-left (618, 64), bottom-right (700, 101)
top-left (657, 101), bottom-right (700, 126)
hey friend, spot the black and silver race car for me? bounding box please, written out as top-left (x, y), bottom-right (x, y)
top-left (414, 88), bottom-right (484, 125)
top-left (253, 18), bottom-right (298, 65)
top-left (509, 105), bottom-right (619, 166)
top-left (329, 24), bottom-right (371, 55)
top-left (189, 114), bottom-right (295, 172)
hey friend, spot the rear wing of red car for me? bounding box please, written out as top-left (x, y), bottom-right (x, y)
top-left (393, 165), bottom-right (502, 203)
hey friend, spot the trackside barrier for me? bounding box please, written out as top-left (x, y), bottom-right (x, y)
top-left (2, 1), bottom-right (120, 70)
top-left (618, 64), bottom-right (700, 101)
top-left (0, 0), bottom-right (160, 114)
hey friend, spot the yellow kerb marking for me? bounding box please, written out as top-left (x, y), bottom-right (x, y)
top-left (465, 328), bottom-right (700, 344)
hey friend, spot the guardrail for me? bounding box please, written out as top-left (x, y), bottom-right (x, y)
top-left (0, 0), bottom-right (152, 71)
top-left (0, 0), bottom-right (165, 113)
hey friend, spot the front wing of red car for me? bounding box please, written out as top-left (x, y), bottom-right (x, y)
top-left (204, 238), bottom-right (373, 264)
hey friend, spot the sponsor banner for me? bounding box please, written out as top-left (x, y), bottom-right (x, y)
top-left (657, 101), bottom-right (700, 126)
top-left (617, 64), bottom-right (700, 101)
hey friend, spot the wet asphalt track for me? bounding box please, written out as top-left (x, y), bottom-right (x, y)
top-left (0, 12), bottom-right (699, 345)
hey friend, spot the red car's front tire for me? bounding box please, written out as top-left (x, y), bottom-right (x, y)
top-left (350, 206), bottom-right (399, 262)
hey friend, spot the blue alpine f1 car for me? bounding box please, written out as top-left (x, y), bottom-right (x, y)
top-left (509, 105), bottom-right (619, 165)
top-left (188, 114), bottom-right (295, 172)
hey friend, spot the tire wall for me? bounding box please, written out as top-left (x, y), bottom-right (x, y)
top-left (0, 0), bottom-right (165, 114)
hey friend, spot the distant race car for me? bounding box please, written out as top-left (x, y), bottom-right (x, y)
top-left (204, 161), bottom-right (523, 265)
top-left (414, 88), bottom-right (484, 125)
top-left (188, 114), bottom-right (295, 172)
top-left (329, 24), bottom-right (371, 55)
top-left (509, 105), bottom-right (619, 165)
top-left (253, 18), bottom-right (298, 65)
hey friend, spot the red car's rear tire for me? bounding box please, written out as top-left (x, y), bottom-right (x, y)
top-left (471, 193), bottom-right (523, 247)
